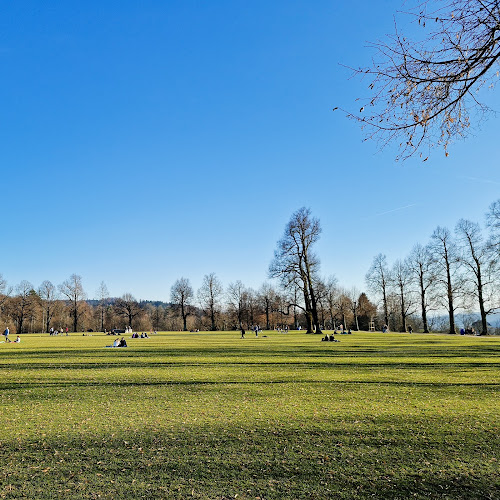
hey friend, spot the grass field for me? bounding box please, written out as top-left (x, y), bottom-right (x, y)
top-left (0, 330), bottom-right (498, 499)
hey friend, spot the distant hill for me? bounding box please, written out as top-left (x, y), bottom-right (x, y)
top-left (86, 298), bottom-right (172, 308)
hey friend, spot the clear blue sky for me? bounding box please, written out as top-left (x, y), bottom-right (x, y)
top-left (1, 1), bottom-right (499, 301)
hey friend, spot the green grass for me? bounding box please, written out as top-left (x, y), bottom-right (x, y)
top-left (0, 331), bottom-right (498, 499)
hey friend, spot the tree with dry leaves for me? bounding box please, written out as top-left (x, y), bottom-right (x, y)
top-left (345, 0), bottom-right (500, 160)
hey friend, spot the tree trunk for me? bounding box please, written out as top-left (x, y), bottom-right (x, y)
top-left (382, 286), bottom-right (389, 326)
top-left (309, 290), bottom-right (322, 334)
top-left (445, 262), bottom-right (455, 334)
top-left (210, 305), bottom-right (216, 331)
top-left (181, 303), bottom-right (187, 331)
top-left (302, 287), bottom-right (314, 334)
top-left (305, 310), bottom-right (313, 333)
top-left (46, 308), bottom-right (51, 334)
top-left (17, 313), bottom-right (24, 335)
top-left (73, 305), bottom-right (78, 333)
top-left (477, 273), bottom-right (488, 335)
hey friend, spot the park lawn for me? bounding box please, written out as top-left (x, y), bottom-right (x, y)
top-left (0, 331), bottom-right (498, 499)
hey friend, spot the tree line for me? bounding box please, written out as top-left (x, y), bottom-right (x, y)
top-left (366, 199), bottom-right (500, 334)
top-left (1, 199), bottom-right (498, 335)
top-left (0, 207), bottom-right (376, 334)
top-left (0, 268), bottom-right (375, 335)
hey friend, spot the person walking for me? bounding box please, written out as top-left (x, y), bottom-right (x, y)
top-left (3, 327), bottom-right (10, 342)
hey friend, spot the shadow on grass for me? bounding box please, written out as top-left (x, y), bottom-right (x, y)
top-left (1, 379), bottom-right (498, 391)
top-left (0, 421), bottom-right (498, 499)
top-left (1, 342), bottom-right (498, 359)
top-left (1, 359), bottom-right (499, 371)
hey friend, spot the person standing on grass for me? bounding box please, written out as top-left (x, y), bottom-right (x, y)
top-left (3, 327), bottom-right (10, 342)
top-left (240, 326), bottom-right (245, 339)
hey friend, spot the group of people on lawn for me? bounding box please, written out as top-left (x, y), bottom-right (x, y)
top-left (131, 332), bottom-right (149, 339)
top-left (107, 331), bottom-right (150, 347)
top-left (108, 337), bottom-right (128, 348)
top-left (2, 327), bottom-right (20, 343)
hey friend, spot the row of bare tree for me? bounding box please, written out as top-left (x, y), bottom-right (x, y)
top-left (5, 197), bottom-right (496, 335)
top-left (0, 269), bottom-right (374, 334)
top-left (366, 199), bottom-right (500, 334)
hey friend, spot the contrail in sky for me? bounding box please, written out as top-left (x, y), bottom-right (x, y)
top-left (459, 176), bottom-right (500, 186)
top-left (364, 203), bottom-right (418, 219)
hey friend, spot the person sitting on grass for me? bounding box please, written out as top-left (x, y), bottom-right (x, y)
top-left (14, 336), bottom-right (20, 343)
top-left (118, 337), bottom-right (127, 347)
top-left (322, 334), bottom-right (329, 341)
top-left (105, 338), bottom-right (120, 348)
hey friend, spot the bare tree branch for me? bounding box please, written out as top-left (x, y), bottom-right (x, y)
top-left (343, 0), bottom-right (500, 160)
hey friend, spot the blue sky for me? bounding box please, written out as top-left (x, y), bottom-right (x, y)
top-left (1, 1), bottom-right (499, 301)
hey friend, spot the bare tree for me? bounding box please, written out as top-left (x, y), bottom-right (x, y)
top-left (38, 280), bottom-right (58, 333)
top-left (59, 274), bottom-right (86, 332)
top-left (315, 279), bottom-right (328, 330)
top-left (147, 303), bottom-right (166, 332)
top-left (366, 253), bottom-right (391, 327)
top-left (430, 226), bottom-right (462, 334)
top-left (391, 259), bottom-right (417, 332)
top-left (269, 207), bottom-right (323, 334)
top-left (0, 274), bottom-right (12, 317)
top-left (456, 218), bottom-right (498, 334)
top-left (227, 280), bottom-right (248, 329)
top-left (197, 273), bottom-right (223, 331)
top-left (348, 287), bottom-right (361, 331)
top-left (96, 281), bottom-right (110, 332)
top-left (257, 282), bottom-right (278, 331)
top-left (486, 198), bottom-right (500, 253)
top-left (115, 293), bottom-right (142, 330)
top-left (324, 276), bottom-right (339, 330)
top-left (171, 278), bottom-right (194, 331)
top-left (246, 288), bottom-right (258, 327)
top-left (408, 243), bottom-right (437, 333)
top-left (9, 281), bottom-right (35, 334)
top-left (0, 274), bottom-right (6, 296)
top-left (346, 0), bottom-right (500, 160)
top-left (335, 288), bottom-right (352, 332)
